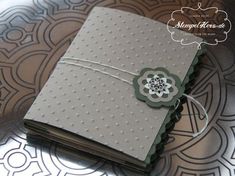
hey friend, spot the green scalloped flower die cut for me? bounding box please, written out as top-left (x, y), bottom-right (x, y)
top-left (133, 67), bottom-right (184, 108)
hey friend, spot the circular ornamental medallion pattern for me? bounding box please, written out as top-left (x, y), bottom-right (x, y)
top-left (133, 67), bottom-right (183, 108)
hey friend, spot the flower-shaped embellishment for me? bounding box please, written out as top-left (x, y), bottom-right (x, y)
top-left (144, 75), bottom-right (172, 97)
top-left (133, 67), bottom-right (184, 108)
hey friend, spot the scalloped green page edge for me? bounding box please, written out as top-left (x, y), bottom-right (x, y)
top-left (144, 45), bottom-right (206, 165)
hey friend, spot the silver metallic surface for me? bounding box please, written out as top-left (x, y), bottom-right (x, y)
top-left (0, 0), bottom-right (235, 175)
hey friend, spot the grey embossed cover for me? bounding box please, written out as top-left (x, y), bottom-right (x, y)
top-left (24, 7), bottom-right (202, 163)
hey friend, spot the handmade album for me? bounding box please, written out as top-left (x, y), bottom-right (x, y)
top-left (24, 7), bottom-right (203, 172)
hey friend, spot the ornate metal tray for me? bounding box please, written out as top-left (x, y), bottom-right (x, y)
top-left (0, 0), bottom-right (235, 175)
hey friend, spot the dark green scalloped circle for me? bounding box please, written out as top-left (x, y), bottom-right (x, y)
top-left (133, 67), bottom-right (184, 108)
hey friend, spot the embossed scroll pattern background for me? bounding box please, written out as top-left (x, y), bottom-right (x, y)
top-left (0, 0), bottom-right (235, 175)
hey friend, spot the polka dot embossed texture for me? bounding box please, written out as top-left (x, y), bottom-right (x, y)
top-left (24, 7), bottom-right (202, 166)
